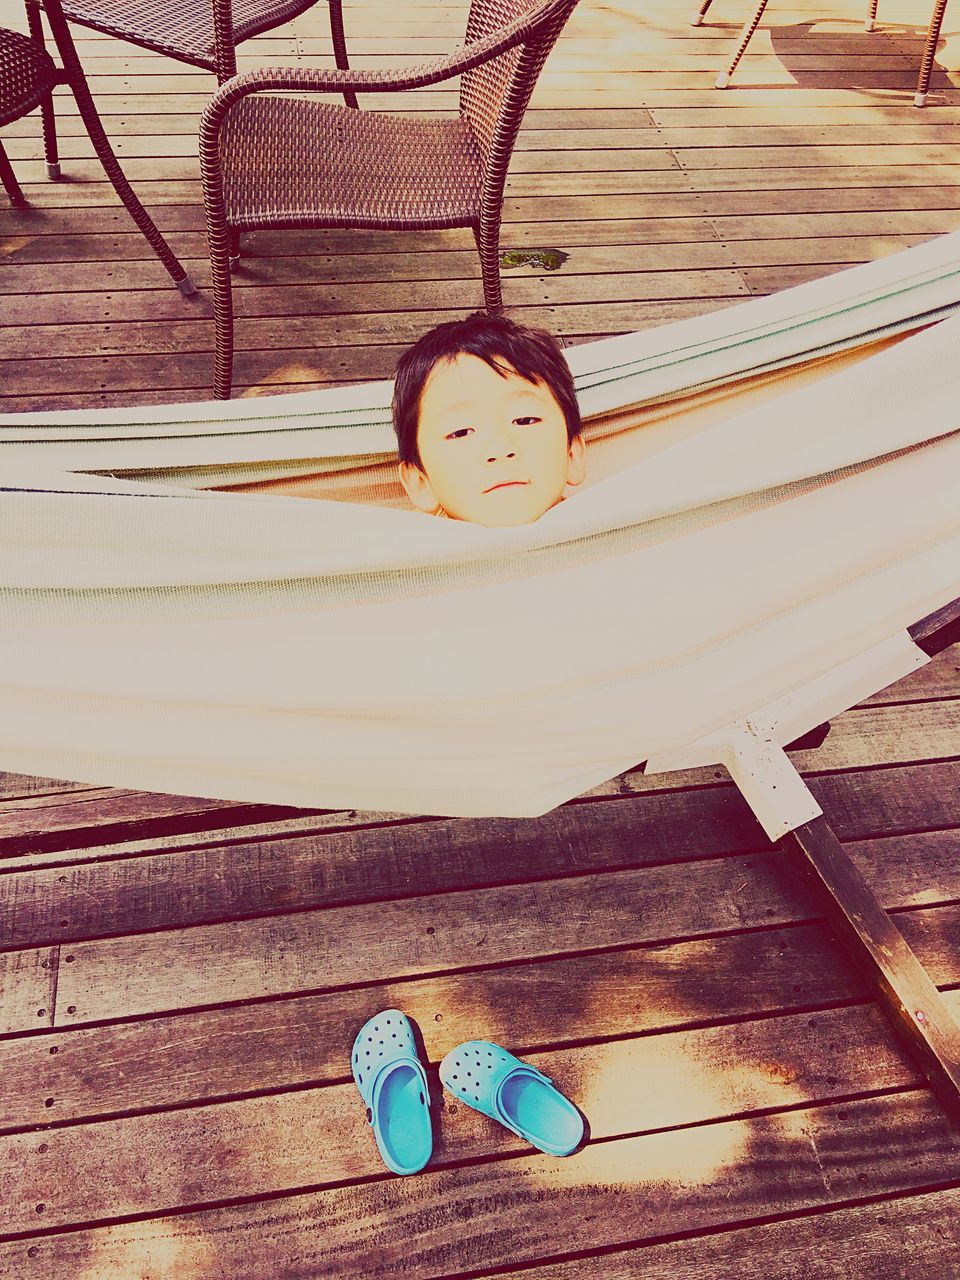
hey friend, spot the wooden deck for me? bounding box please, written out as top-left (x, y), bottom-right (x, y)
top-left (3, 0), bottom-right (960, 1274)
top-left (3, 0), bottom-right (960, 405)
top-left (1, 648), bottom-right (959, 1275)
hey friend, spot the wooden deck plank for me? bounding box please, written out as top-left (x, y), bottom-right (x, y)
top-left (3, 1094), bottom-right (958, 1276)
top-left (0, 234), bottom-right (936, 293)
top-left (0, 949), bottom-right (57, 1037)
top-left (38, 851), bottom-right (829, 1023)
top-left (33, 841), bottom-right (960, 1031)
top-left (7, 181), bottom-right (960, 218)
top-left (6, 52), bottom-right (940, 80)
top-left (3, 781), bottom-right (959, 949)
top-left (11, 100), bottom-right (960, 126)
top-left (0, 1000), bottom-right (939, 1235)
top-left (9, 109), bottom-right (960, 139)
top-left (0, 790), bottom-right (307, 859)
top-left (10, 154), bottom-right (960, 189)
top-left (477, 1188), bottom-right (960, 1278)
top-left (0, 921), bottom-right (882, 1129)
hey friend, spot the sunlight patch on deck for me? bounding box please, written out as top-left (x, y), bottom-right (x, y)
top-left (75, 1230), bottom-right (218, 1280)
top-left (241, 363), bottom-right (329, 396)
top-left (1, 236), bottom-right (34, 256)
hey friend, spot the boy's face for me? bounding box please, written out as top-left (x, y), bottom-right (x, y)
top-left (398, 353), bottom-right (586, 527)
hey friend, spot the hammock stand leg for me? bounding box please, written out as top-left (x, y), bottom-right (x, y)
top-left (718, 716), bottom-right (960, 1126)
top-left (780, 814), bottom-right (960, 1125)
top-left (643, 608), bottom-right (960, 1125)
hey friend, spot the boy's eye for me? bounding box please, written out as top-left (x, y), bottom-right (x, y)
top-left (514, 416), bottom-right (541, 426)
top-left (445, 427), bottom-right (474, 440)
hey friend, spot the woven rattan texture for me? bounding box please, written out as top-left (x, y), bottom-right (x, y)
top-left (222, 97), bottom-right (485, 229)
top-left (461, 0), bottom-right (526, 158)
top-left (0, 26), bottom-right (58, 126)
top-left (50, 0), bottom-right (322, 69)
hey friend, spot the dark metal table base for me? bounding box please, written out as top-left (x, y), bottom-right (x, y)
top-left (25, 0), bottom-right (195, 294)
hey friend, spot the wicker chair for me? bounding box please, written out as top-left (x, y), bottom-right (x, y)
top-left (200, 0), bottom-right (582, 398)
top-left (22, 0), bottom-right (357, 294)
top-left (0, 25), bottom-right (59, 206)
top-left (692, 0), bottom-right (949, 105)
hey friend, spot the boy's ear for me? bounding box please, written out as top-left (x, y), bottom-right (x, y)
top-left (565, 435), bottom-right (587, 489)
top-left (399, 461), bottom-right (442, 515)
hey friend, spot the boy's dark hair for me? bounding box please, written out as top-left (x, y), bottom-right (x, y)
top-left (392, 312), bottom-right (582, 467)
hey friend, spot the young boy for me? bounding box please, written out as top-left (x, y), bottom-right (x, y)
top-left (392, 313), bottom-right (586, 527)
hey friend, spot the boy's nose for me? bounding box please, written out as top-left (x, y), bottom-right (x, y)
top-left (486, 449), bottom-right (517, 462)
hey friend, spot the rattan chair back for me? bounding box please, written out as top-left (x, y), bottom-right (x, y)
top-left (461, 0), bottom-right (570, 159)
top-left (201, 0), bottom-right (582, 397)
top-left (0, 24), bottom-right (60, 205)
top-left (0, 25), bottom-right (57, 127)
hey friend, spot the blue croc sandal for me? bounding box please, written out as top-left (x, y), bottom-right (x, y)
top-left (351, 1009), bottom-right (433, 1176)
top-left (439, 1040), bottom-right (583, 1157)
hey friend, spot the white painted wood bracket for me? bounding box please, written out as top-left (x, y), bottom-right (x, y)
top-left (645, 631), bottom-right (932, 841)
top-left (719, 723), bottom-right (822, 842)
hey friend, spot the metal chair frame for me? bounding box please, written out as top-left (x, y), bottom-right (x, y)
top-left (692, 0), bottom-right (950, 105)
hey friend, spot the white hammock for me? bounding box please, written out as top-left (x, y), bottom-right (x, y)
top-left (2, 234), bottom-right (959, 820)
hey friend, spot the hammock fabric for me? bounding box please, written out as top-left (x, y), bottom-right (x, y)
top-left (2, 234), bottom-right (960, 818)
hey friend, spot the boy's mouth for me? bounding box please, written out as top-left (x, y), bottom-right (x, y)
top-left (484, 481), bottom-right (529, 493)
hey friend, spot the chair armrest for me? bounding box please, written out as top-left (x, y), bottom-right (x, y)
top-left (199, 0), bottom-right (569, 141)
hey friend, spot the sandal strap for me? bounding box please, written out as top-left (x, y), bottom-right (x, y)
top-left (364, 1054), bottom-right (429, 1116)
top-left (491, 1061), bottom-right (552, 1130)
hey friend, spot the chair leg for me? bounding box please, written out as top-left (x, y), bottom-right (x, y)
top-left (40, 3), bottom-right (196, 295)
top-left (0, 140), bottom-right (27, 207)
top-left (715, 0), bottom-right (771, 88)
top-left (25, 2), bottom-right (61, 178)
top-left (328, 0), bottom-right (358, 110)
top-left (475, 220), bottom-right (503, 313)
top-left (915, 0), bottom-right (949, 106)
top-left (211, 0), bottom-right (238, 84)
top-left (690, 0), bottom-right (714, 27)
top-left (865, 0), bottom-right (879, 32)
top-left (209, 220), bottom-right (236, 398)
